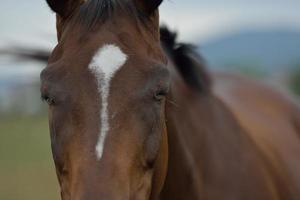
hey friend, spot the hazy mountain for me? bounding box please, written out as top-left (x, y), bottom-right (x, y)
top-left (199, 30), bottom-right (300, 73)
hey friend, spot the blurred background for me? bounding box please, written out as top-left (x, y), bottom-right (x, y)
top-left (0, 0), bottom-right (300, 199)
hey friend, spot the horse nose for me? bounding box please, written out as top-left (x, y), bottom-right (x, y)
top-left (69, 193), bottom-right (129, 200)
top-left (68, 182), bottom-right (130, 200)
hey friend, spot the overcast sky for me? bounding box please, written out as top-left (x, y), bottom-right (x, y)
top-left (1, 0), bottom-right (300, 79)
top-left (1, 0), bottom-right (300, 45)
top-left (160, 0), bottom-right (300, 42)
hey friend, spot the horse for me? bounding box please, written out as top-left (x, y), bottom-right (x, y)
top-left (5, 0), bottom-right (300, 199)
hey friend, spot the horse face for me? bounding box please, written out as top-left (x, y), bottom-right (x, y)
top-left (41, 0), bottom-right (169, 199)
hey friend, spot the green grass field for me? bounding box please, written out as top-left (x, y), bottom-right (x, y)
top-left (0, 115), bottom-right (60, 200)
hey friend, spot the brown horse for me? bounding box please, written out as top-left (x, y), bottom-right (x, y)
top-left (9, 0), bottom-right (300, 199)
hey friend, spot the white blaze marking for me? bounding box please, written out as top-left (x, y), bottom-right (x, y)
top-left (88, 44), bottom-right (127, 160)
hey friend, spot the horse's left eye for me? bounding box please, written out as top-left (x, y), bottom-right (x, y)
top-left (41, 94), bottom-right (55, 105)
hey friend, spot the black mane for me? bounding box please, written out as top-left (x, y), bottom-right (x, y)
top-left (160, 26), bottom-right (211, 93)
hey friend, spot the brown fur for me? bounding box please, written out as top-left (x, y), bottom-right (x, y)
top-left (159, 54), bottom-right (300, 199)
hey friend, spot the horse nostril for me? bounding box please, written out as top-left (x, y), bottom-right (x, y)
top-left (57, 164), bottom-right (69, 177)
top-left (61, 167), bottom-right (69, 176)
top-left (147, 160), bottom-right (155, 170)
top-left (143, 158), bottom-right (156, 171)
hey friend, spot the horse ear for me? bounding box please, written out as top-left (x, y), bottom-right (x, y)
top-left (135, 0), bottom-right (164, 15)
top-left (46, 0), bottom-right (82, 17)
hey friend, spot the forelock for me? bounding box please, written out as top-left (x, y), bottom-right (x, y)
top-left (75, 0), bottom-right (143, 30)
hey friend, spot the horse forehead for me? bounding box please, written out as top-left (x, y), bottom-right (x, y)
top-left (88, 44), bottom-right (128, 160)
top-left (89, 44), bottom-right (128, 77)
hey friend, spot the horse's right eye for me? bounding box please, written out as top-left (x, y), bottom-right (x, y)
top-left (154, 89), bottom-right (168, 102)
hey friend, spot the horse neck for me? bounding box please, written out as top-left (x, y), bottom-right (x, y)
top-left (161, 82), bottom-right (266, 199)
